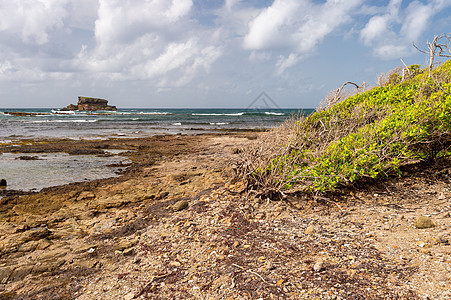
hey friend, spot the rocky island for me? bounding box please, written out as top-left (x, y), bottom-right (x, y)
top-left (61, 97), bottom-right (117, 111)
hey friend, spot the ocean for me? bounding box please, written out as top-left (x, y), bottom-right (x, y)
top-left (0, 108), bottom-right (311, 193)
top-left (0, 108), bottom-right (311, 140)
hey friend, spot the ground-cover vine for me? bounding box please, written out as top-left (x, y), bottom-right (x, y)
top-left (241, 60), bottom-right (451, 195)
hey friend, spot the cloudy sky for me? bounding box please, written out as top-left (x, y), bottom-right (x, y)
top-left (0, 0), bottom-right (450, 108)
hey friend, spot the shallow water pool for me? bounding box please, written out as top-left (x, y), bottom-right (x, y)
top-left (0, 152), bottom-right (129, 192)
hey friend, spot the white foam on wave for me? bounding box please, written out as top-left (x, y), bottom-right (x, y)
top-left (139, 112), bottom-right (173, 115)
top-left (192, 112), bottom-right (244, 116)
top-left (32, 119), bottom-right (98, 123)
top-left (265, 112), bottom-right (285, 116)
top-left (172, 122), bottom-right (182, 126)
top-left (51, 110), bottom-right (76, 115)
top-left (209, 122), bottom-right (228, 125)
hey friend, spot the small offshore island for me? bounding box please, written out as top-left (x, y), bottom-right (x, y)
top-left (61, 97), bottom-right (117, 111)
top-left (0, 60), bottom-right (450, 299)
top-left (3, 97), bottom-right (117, 117)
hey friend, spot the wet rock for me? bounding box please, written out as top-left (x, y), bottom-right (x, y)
top-left (16, 156), bottom-right (40, 160)
top-left (414, 215), bottom-right (435, 229)
top-left (0, 179), bottom-right (6, 187)
top-left (172, 200), bottom-right (188, 212)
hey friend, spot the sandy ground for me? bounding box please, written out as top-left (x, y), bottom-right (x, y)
top-left (0, 132), bottom-right (450, 299)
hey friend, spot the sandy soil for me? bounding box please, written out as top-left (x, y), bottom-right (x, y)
top-left (0, 132), bottom-right (449, 299)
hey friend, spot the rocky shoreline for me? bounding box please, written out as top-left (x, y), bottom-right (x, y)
top-left (0, 132), bottom-right (450, 299)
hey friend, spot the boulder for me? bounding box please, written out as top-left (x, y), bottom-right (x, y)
top-left (0, 179), bottom-right (6, 187)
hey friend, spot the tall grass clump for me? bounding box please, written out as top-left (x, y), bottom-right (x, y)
top-left (240, 60), bottom-right (451, 196)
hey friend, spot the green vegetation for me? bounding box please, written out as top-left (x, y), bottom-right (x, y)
top-left (242, 60), bottom-right (451, 195)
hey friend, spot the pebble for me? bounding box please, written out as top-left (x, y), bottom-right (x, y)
top-left (172, 200), bottom-right (189, 212)
top-left (437, 233), bottom-right (449, 244)
top-left (313, 259), bottom-right (324, 272)
top-left (304, 226), bottom-right (316, 234)
top-left (414, 215), bottom-right (435, 229)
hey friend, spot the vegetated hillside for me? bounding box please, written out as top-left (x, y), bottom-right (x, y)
top-left (241, 60), bottom-right (451, 195)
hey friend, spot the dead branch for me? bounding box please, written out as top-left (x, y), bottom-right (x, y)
top-left (414, 34), bottom-right (451, 77)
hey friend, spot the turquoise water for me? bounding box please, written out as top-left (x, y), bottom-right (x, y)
top-left (0, 108), bottom-right (312, 139)
top-left (0, 107), bottom-right (312, 193)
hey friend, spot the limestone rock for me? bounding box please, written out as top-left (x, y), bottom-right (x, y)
top-left (116, 238), bottom-right (138, 251)
top-left (77, 191), bottom-right (96, 201)
top-left (172, 200), bottom-right (189, 212)
top-left (19, 227), bottom-right (52, 243)
top-left (414, 215), bottom-right (435, 229)
top-left (61, 97), bottom-right (117, 111)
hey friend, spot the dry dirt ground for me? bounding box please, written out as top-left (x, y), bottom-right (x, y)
top-left (0, 132), bottom-right (450, 299)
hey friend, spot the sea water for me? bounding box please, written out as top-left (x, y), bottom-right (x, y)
top-left (0, 152), bottom-right (129, 192)
top-left (0, 108), bottom-right (310, 140)
top-left (0, 108), bottom-right (311, 192)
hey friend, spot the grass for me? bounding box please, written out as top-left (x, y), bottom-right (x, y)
top-left (240, 60), bottom-right (451, 196)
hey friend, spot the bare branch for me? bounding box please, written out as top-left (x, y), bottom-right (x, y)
top-left (415, 34), bottom-right (451, 77)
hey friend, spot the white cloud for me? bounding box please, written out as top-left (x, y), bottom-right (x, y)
top-left (0, 0), bottom-right (222, 89)
top-left (72, 0), bottom-right (222, 86)
top-left (95, 0), bottom-right (192, 46)
top-left (359, 0), bottom-right (450, 59)
top-left (275, 53), bottom-right (300, 75)
top-left (224, 0), bottom-right (240, 12)
top-left (0, 0), bottom-right (68, 45)
top-left (243, 0), bottom-right (362, 73)
top-left (243, 0), bottom-right (300, 50)
top-left (360, 15), bottom-right (391, 46)
top-left (401, 1), bottom-right (436, 41)
top-left (143, 40), bottom-right (197, 78)
top-left (374, 44), bottom-right (408, 58)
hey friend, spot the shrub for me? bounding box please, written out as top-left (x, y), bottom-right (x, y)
top-left (240, 60), bottom-right (451, 195)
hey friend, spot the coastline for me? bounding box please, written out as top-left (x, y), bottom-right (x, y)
top-left (0, 132), bottom-right (450, 299)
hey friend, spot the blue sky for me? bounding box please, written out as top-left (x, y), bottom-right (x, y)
top-left (0, 0), bottom-right (450, 108)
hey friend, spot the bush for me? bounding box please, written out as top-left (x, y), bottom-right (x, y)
top-left (240, 60), bottom-right (451, 195)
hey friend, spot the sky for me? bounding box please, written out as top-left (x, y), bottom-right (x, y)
top-left (0, 0), bottom-right (450, 109)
